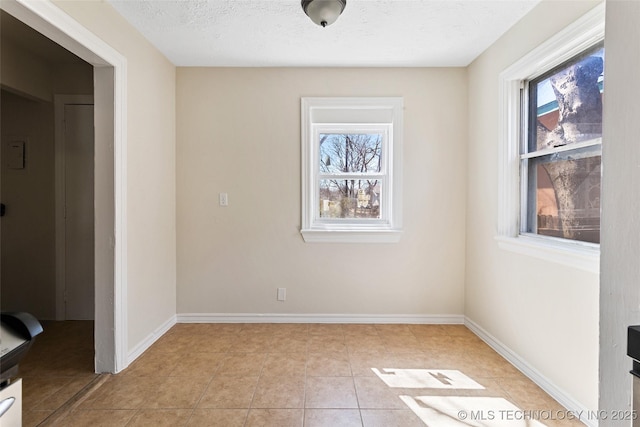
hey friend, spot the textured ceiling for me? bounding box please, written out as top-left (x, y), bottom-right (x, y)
top-left (107, 0), bottom-right (540, 67)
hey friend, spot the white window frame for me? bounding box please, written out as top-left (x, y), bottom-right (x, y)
top-left (301, 97), bottom-right (403, 243)
top-left (496, 3), bottom-right (604, 273)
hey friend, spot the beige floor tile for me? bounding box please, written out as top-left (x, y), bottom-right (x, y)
top-left (187, 409), bottom-right (248, 426)
top-left (497, 376), bottom-right (564, 409)
top-left (354, 377), bottom-right (406, 409)
top-left (122, 351), bottom-right (182, 377)
top-left (307, 352), bottom-right (352, 376)
top-left (308, 324), bottom-right (345, 336)
top-left (240, 323), bottom-right (279, 335)
top-left (459, 351), bottom-right (523, 379)
top-left (349, 353), bottom-right (397, 377)
top-left (420, 348), bottom-right (469, 369)
top-left (443, 324), bottom-right (475, 337)
top-left (22, 409), bottom-right (54, 427)
top-left (383, 337), bottom-right (426, 354)
top-left (57, 409), bottom-right (137, 426)
top-left (142, 375), bottom-right (210, 409)
top-left (304, 409), bottom-right (363, 427)
top-left (272, 324), bottom-right (310, 336)
top-left (385, 353), bottom-right (430, 370)
top-left (191, 335), bottom-right (235, 353)
top-left (31, 375), bottom-right (98, 411)
top-left (251, 376), bottom-right (305, 408)
top-left (198, 376), bottom-right (259, 408)
top-left (229, 335), bottom-right (274, 353)
top-left (21, 321), bottom-right (584, 427)
top-left (308, 336), bottom-right (348, 353)
top-left (169, 352), bottom-right (226, 377)
top-left (375, 324), bottom-right (414, 337)
top-left (360, 409), bottom-right (426, 427)
top-left (245, 408), bottom-right (304, 427)
top-left (407, 324), bottom-right (449, 337)
top-left (261, 353), bottom-right (307, 377)
top-left (346, 336), bottom-right (387, 354)
top-left (305, 377), bottom-right (358, 409)
top-left (149, 332), bottom-right (197, 354)
top-left (165, 323), bottom-right (211, 335)
top-left (22, 376), bottom-right (74, 409)
top-left (81, 375), bottom-right (164, 410)
top-left (32, 355), bottom-right (93, 378)
top-left (269, 335), bottom-right (309, 353)
top-left (343, 324), bottom-right (380, 337)
top-left (127, 409), bottom-right (192, 426)
top-left (184, 323), bottom-right (243, 335)
top-left (217, 353), bottom-right (266, 376)
top-left (419, 335), bottom-right (466, 352)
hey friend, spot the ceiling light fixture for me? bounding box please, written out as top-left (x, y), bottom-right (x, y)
top-left (301, 0), bottom-right (346, 28)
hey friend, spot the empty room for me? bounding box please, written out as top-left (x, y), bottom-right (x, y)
top-left (0, 0), bottom-right (638, 426)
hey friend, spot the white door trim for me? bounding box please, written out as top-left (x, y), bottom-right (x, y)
top-left (1, 0), bottom-right (128, 373)
top-left (54, 94), bottom-right (94, 321)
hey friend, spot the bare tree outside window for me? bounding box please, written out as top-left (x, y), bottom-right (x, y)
top-left (319, 133), bottom-right (383, 219)
top-left (525, 44), bottom-right (604, 244)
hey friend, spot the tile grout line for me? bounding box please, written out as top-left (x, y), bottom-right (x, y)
top-left (37, 373), bottom-right (111, 426)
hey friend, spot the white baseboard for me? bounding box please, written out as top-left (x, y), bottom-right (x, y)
top-left (126, 314), bottom-right (177, 365)
top-left (177, 313), bottom-right (464, 324)
top-left (465, 317), bottom-right (596, 427)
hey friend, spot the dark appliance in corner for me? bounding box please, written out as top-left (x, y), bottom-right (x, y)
top-left (0, 312), bottom-right (43, 425)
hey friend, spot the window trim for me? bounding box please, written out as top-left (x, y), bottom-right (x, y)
top-left (496, 3), bottom-right (604, 272)
top-left (301, 97), bottom-right (403, 243)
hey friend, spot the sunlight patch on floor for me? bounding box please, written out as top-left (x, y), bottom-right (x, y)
top-left (372, 368), bottom-right (485, 389)
top-left (400, 395), bottom-right (547, 427)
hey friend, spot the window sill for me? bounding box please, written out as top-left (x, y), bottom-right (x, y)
top-left (495, 234), bottom-right (599, 274)
top-left (301, 228), bottom-right (402, 243)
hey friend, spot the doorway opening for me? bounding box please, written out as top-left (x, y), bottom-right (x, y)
top-left (0, 0), bottom-right (128, 373)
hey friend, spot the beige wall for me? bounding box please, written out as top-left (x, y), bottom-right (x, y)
top-left (176, 68), bottom-right (467, 317)
top-left (466, 0), bottom-right (602, 411)
top-left (52, 0), bottom-right (177, 351)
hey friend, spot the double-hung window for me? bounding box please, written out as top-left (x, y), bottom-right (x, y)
top-left (522, 42), bottom-right (604, 245)
top-left (301, 97), bottom-right (403, 243)
top-left (497, 4), bottom-right (604, 271)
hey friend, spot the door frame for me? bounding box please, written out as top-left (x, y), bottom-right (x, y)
top-left (1, 0), bottom-right (128, 373)
top-left (54, 95), bottom-right (94, 321)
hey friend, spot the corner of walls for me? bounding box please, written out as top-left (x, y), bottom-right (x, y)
top-left (52, 0), bottom-right (178, 362)
top-left (465, 0), bottom-right (603, 413)
top-left (466, 317), bottom-right (598, 427)
top-left (127, 314), bottom-right (177, 365)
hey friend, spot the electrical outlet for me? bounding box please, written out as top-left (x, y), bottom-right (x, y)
top-left (219, 192), bottom-right (228, 206)
top-left (277, 288), bottom-right (286, 301)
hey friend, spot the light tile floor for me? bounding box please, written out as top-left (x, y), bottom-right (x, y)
top-left (20, 322), bottom-right (585, 426)
top-left (20, 321), bottom-right (98, 426)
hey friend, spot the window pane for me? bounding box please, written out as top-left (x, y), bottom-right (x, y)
top-left (529, 45), bottom-right (604, 153)
top-left (320, 133), bottom-right (382, 174)
top-left (319, 179), bottom-right (381, 219)
top-left (526, 151), bottom-right (601, 244)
